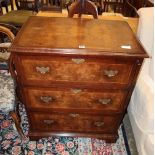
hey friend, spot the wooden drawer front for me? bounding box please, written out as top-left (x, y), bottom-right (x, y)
top-left (24, 87), bottom-right (127, 112)
top-left (19, 56), bottom-right (134, 86)
top-left (30, 112), bottom-right (121, 133)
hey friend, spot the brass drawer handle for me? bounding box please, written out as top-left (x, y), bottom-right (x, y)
top-left (43, 119), bottom-right (54, 125)
top-left (104, 69), bottom-right (118, 77)
top-left (40, 96), bottom-right (53, 104)
top-left (69, 113), bottom-right (80, 118)
top-left (94, 121), bottom-right (104, 127)
top-left (71, 89), bottom-right (82, 94)
top-left (36, 66), bottom-right (50, 74)
top-left (71, 58), bottom-right (85, 64)
top-left (98, 98), bottom-right (111, 105)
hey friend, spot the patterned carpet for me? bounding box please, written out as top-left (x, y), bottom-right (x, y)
top-left (0, 102), bottom-right (131, 155)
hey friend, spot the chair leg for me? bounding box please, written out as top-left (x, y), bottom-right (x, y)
top-left (9, 111), bottom-right (25, 139)
top-left (5, 6), bottom-right (8, 13)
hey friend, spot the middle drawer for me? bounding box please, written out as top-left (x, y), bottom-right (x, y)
top-left (23, 87), bottom-right (127, 113)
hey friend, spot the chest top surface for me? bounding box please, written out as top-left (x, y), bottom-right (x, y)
top-left (10, 16), bottom-right (148, 58)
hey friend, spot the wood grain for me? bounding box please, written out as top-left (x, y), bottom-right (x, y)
top-left (9, 17), bottom-right (148, 142)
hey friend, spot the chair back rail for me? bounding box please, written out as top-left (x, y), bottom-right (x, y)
top-left (68, 0), bottom-right (98, 18)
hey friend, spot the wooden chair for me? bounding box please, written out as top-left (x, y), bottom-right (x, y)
top-left (100, 0), bottom-right (124, 13)
top-left (15, 0), bottom-right (40, 11)
top-left (0, 25), bottom-right (24, 139)
top-left (1, 0), bottom-right (14, 13)
top-left (68, 0), bottom-right (98, 18)
top-left (40, 0), bottom-right (62, 12)
top-left (122, 0), bottom-right (138, 17)
top-left (0, 24), bottom-right (17, 64)
top-left (0, 0), bottom-right (40, 27)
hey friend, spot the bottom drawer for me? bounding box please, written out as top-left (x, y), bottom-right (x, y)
top-left (29, 112), bottom-right (122, 133)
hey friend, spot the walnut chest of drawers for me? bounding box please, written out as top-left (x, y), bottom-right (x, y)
top-left (9, 16), bottom-right (148, 142)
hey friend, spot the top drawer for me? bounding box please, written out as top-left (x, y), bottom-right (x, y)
top-left (16, 55), bottom-right (136, 88)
